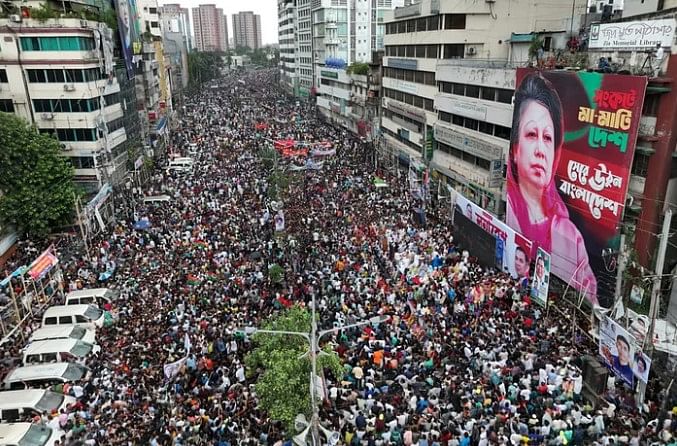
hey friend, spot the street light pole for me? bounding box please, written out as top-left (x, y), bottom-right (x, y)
top-left (239, 303), bottom-right (388, 446)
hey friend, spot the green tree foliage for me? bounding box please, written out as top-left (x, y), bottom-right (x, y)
top-left (187, 51), bottom-right (224, 87)
top-left (347, 62), bottom-right (369, 76)
top-left (0, 113), bottom-right (76, 238)
top-left (268, 263), bottom-right (285, 284)
top-left (245, 306), bottom-right (344, 433)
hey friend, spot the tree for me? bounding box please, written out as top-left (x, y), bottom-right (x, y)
top-left (346, 62), bottom-right (369, 76)
top-left (0, 113), bottom-right (76, 238)
top-left (187, 51), bottom-right (225, 87)
top-left (245, 306), bottom-right (344, 433)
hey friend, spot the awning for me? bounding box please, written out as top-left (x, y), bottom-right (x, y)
top-left (156, 117), bottom-right (167, 133)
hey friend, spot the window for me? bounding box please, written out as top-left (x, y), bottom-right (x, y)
top-left (631, 152), bottom-right (651, 177)
top-left (416, 18), bottom-right (427, 32)
top-left (0, 99), bottom-right (14, 113)
top-left (58, 316), bottom-right (72, 324)
top-left (47, 69), bottom-right (65, 83)
top-left (464, 117), bottom-right (479, 130)
top-left (27, 69), bottom-right (46, 83)
top-left (481, 87), bottom-right (496, 101)
top-left (405, 46), bottom-right (415, 57)
top-left (426, 45), bottom-right (437, 58)
top-left (0, 69), bottom-right (7, 83)
top-left (642, 94), bottom-right (660, 117)
top-left (426, 16), bottom-right (439, 31)
top-left (494, 125), bottom-right (510, 140)
top-left (465, 85), bottom-right (479, 98)
top-left (453, 83), bottom-right (465, 95)
top-left (443, 44), bottom-right (464, 59)
top-left (444, 14), bottom-right (466, 29)
top-left (543, 36), bottom-right (552, 51)
top-left (497, 89), bottom-right (513, 104)
top-left (415, 45), bottom-right (425, 58)
top-left (65, 69), bottom-right (85, 82)
top-left (20, 36), bottom-right (95, 51)
top-left (452, 114), bottom-right (463, 126)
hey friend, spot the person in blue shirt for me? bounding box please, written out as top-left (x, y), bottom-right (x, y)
top-left (612, 334), bottom-right (634, 385)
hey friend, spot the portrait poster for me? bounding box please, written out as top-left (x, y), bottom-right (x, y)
top-left (453, 191), bottom-right (532, 280)
top-left (115, 0), bottom-right (142, 80)
top-left (599, 315), bottom-right (636, 387)
top-left (530, 247), bottom-right (551, 308)
top-left (507, 69), bottom-right (647, 308)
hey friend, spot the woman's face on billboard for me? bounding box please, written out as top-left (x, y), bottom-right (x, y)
top-left (514, 100), bottom-right (556, 192)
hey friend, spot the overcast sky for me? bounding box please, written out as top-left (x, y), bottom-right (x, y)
top-left (160, 0), bottom-right (279, 46)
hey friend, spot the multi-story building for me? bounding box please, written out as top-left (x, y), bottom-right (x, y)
top-left (232, 11), bottom-right (262, 50)
top-left (313, 0), bottom-right (403, 126)
top-left (296, 0), bottom-right (313, 97)
top-left (380, 0), bottom-right (582, 215)
top-left (278, 0), bottom-right (297, 95)
top-left (0, 4), bottom-right (142, 195)
top-left (159, 3), bottom-right (192, 52)
top-left (137, 0), bottom-right (162, 38)
top-left (192, 4), bottom-right (228, 52)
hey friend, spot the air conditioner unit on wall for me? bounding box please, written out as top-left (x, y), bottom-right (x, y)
top-left (80, 19), bottom-right (88, 27)
top-left (466, 47), bottom-right (476, 55)
top-left (41, 112), bottom-right (54, 120)
top-left (9, 14), bottom-right (21, 23)
top-left (60, 143), bottom-right (72, 151)
top-left (64, 83), bottom-right (76, 92)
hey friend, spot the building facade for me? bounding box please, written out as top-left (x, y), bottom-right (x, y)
top-left (0, 13), bottom-right (138, 194)
top-left (192, 4), bottom-right (228, 52)
top-left (278, 0), bottom-right (297, 95)
top-left (159, 4), bottom-right (192, 52)
top-left (137, 0), bottom-right (162, 38)
top-left (232, 11), bottom-right (262, 50)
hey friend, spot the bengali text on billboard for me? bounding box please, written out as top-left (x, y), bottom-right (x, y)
top-left (507, 69), bottom-right (646, 307)
top-left (452, 190), bottom-right (532, 282)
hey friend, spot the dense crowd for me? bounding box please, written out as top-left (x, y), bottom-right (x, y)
top-left (0, 69), bottom-right (675, 446)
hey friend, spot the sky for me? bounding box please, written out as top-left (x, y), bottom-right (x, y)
top-left (160, 0), bottom-right (279, 46)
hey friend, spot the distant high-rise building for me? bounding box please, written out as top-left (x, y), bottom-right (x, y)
top-left (192, 4), bottom-right (228, 52)
top-left (232, 11), bottom-right (262, 50)
top-left (159, 3), bottom-right (192, 51)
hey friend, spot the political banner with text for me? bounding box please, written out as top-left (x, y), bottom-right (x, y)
top-left (507, 69), bottom-right (646, 307)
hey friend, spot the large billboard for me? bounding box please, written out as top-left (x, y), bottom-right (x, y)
top-left (452, 190), bottom-right (532, 281)
top-left (115, 0), bottom-right (142, 79)
top-left (507, 70), bottom-right (646, 307)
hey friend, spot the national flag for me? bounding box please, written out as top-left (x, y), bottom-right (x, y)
top-left (193, 241), bottom-right (209, 250)
top-left (186, 274), bottom-right (201, 286)
top-left (206, 272), bottom-right (219, 282)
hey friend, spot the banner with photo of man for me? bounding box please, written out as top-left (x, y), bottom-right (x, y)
top-left (115, 0), bottom-right (142, 79)
top-left (598, 315), bottom-right (651, 386)
top-left (530, 247), bottom-right (551, 307)
top-left (452, 190), bottom-right (532, 281)
top-left (507, 69), bottom-right (647, 308)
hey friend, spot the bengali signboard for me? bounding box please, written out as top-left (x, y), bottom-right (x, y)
top-left (589, 19), bottom-right (676, 50)
top-left (448, 98), bottom-right (488, 121)
top-left (452, 190), bottom-right (532, 281)
top-left (434, 123), bottom-right (503, 160)
top-left (387, 100), bottom-right (427, 123)
top-left (507, 69), bottom-right (646, 307)
top-left (387, 58), bottom-right (418, 71)
top-left (321, 70), bottom-right (339, 79)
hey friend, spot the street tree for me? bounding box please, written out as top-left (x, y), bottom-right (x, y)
top-left (245, 306), bottom-right (344, 433)
top-left (0, 113), bottom-right (76, 238)
top-left (187, 51), bottom-right (225, 87)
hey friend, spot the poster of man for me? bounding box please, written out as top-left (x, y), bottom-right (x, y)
top-left (599, 316), bottom-right (636, 386)
top-left (530, 247), bottom-right (551, 307)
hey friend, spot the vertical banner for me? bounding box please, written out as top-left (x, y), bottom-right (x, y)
top-left (115, 0), bottom-right (142, 80)
top-left (507, 70), bottom-right (647, 307)
top-left (599, 316), bottom-right (651, 386)
top-left (530, 247), bottom-right (551, 307)
top-left (453, 191), bottom-right (532, 279)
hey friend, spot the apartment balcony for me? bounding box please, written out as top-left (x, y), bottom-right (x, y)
top-left (325, 21), bottom-right (337, 29)
top-left (324, 38), bottom-right (340, 46)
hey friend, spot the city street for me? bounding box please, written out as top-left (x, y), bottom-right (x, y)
top-left (0, 68), bottom-right (671, 446)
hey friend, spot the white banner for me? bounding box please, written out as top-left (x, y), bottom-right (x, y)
top-left (163, 356), bottom-right (187, 379)
top-left (589, 19), bottom-right (676, 49)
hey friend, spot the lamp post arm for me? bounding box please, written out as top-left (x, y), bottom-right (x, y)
top-left (244, 328), bottom-right (311, 341)
top-left (318, 319), bottom-right (377, 341)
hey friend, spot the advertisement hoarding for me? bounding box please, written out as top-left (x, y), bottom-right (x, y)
top-left (507, 69), bottom-right (646, 307)
top-left (452, 190), bottom-right (532, 281)
top-left (530, 247), bottom-right (551, 308)
top-left (599, 316), bottom-right (651, 387)
top-left (115, 0), bottom-right (142, 79)
top-left (589, 19), bottom-right (676, 50)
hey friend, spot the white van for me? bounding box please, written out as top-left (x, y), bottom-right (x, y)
top-left (22, 339), bottom-right (100, 366)
top-left (64, 288), bottom-right (116, 307)
top-left (167, 157), bottom-right (194, 173)
top-left (29, 326), bottom-right (96, 345)
top-left (142, 195), bottom-right (171, 204)
top-left (41, 305), bottom-right (104, 329)
top-left (0, 390), bottom-right (76, 422)
top-left (0, 423), bottom-right (62, 446)
top-left (3, 363), bottom-right (90, 390)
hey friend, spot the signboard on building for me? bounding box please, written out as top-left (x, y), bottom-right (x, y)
top-left (384, 77), bottom-right (419, 95)
top-left (488, 160), bottom-right (503, 188)
top-left (330, 102), bottom-right (341, 114)
top-left (452, 190), bottom-right (532, 280)
top-left (387, 58), bottom-right (418, 71)
top-left (387, 100), bottom-right (427, 123)
top-left (321, 70), bottom-right (339, 79)
top-left (589, 19), bottom-right (676, 49)
top-left (599, 316), bottom-right (652, 387)
top-left (507, 69), bottom-right (646, 308)
top-left (448, 98), bottom-right (488, 121)
top-left (434, 123), bottom-right (503, 160)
